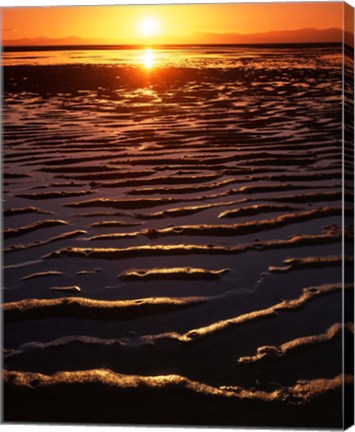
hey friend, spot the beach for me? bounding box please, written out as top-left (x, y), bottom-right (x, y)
top-left (2, 44), bottom-right (354, 426)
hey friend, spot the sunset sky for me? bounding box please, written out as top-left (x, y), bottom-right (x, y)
top-left (2, 2), bottom-right (348, 45)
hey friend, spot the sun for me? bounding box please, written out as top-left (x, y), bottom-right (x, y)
top-left (139, 17), bottom-right (159, 37)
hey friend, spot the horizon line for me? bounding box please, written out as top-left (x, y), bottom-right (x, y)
top-left (3, 42), bottom-right (346, 52)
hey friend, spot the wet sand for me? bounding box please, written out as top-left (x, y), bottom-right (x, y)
top-left (2, 44), bottom-right (354, 427)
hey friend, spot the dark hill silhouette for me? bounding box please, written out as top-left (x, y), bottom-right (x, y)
top-left (3, 27), bottom-right (353, 47)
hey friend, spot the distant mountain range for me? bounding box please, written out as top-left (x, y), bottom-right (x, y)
top-left (191, 28), bottom-right (352, 45)
top-left (3, 27), bottom-right (354, 47)
top-left (3, 36), bottom-right (97, 46)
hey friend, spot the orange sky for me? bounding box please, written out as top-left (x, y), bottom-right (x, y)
top-left (2, 2), bottom-right (346, 44)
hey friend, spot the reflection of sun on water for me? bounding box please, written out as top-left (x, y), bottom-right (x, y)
top-left (142, 49), bottom-right (154, 69)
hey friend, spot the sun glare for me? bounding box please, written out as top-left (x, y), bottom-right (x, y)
top-left (142, 48), bottom-right (154, 69)
top-left (139, 17), bottom-right (159, 37)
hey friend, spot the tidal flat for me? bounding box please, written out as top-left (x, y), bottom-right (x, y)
top-left (2, 44), bottom-right (354, 426)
